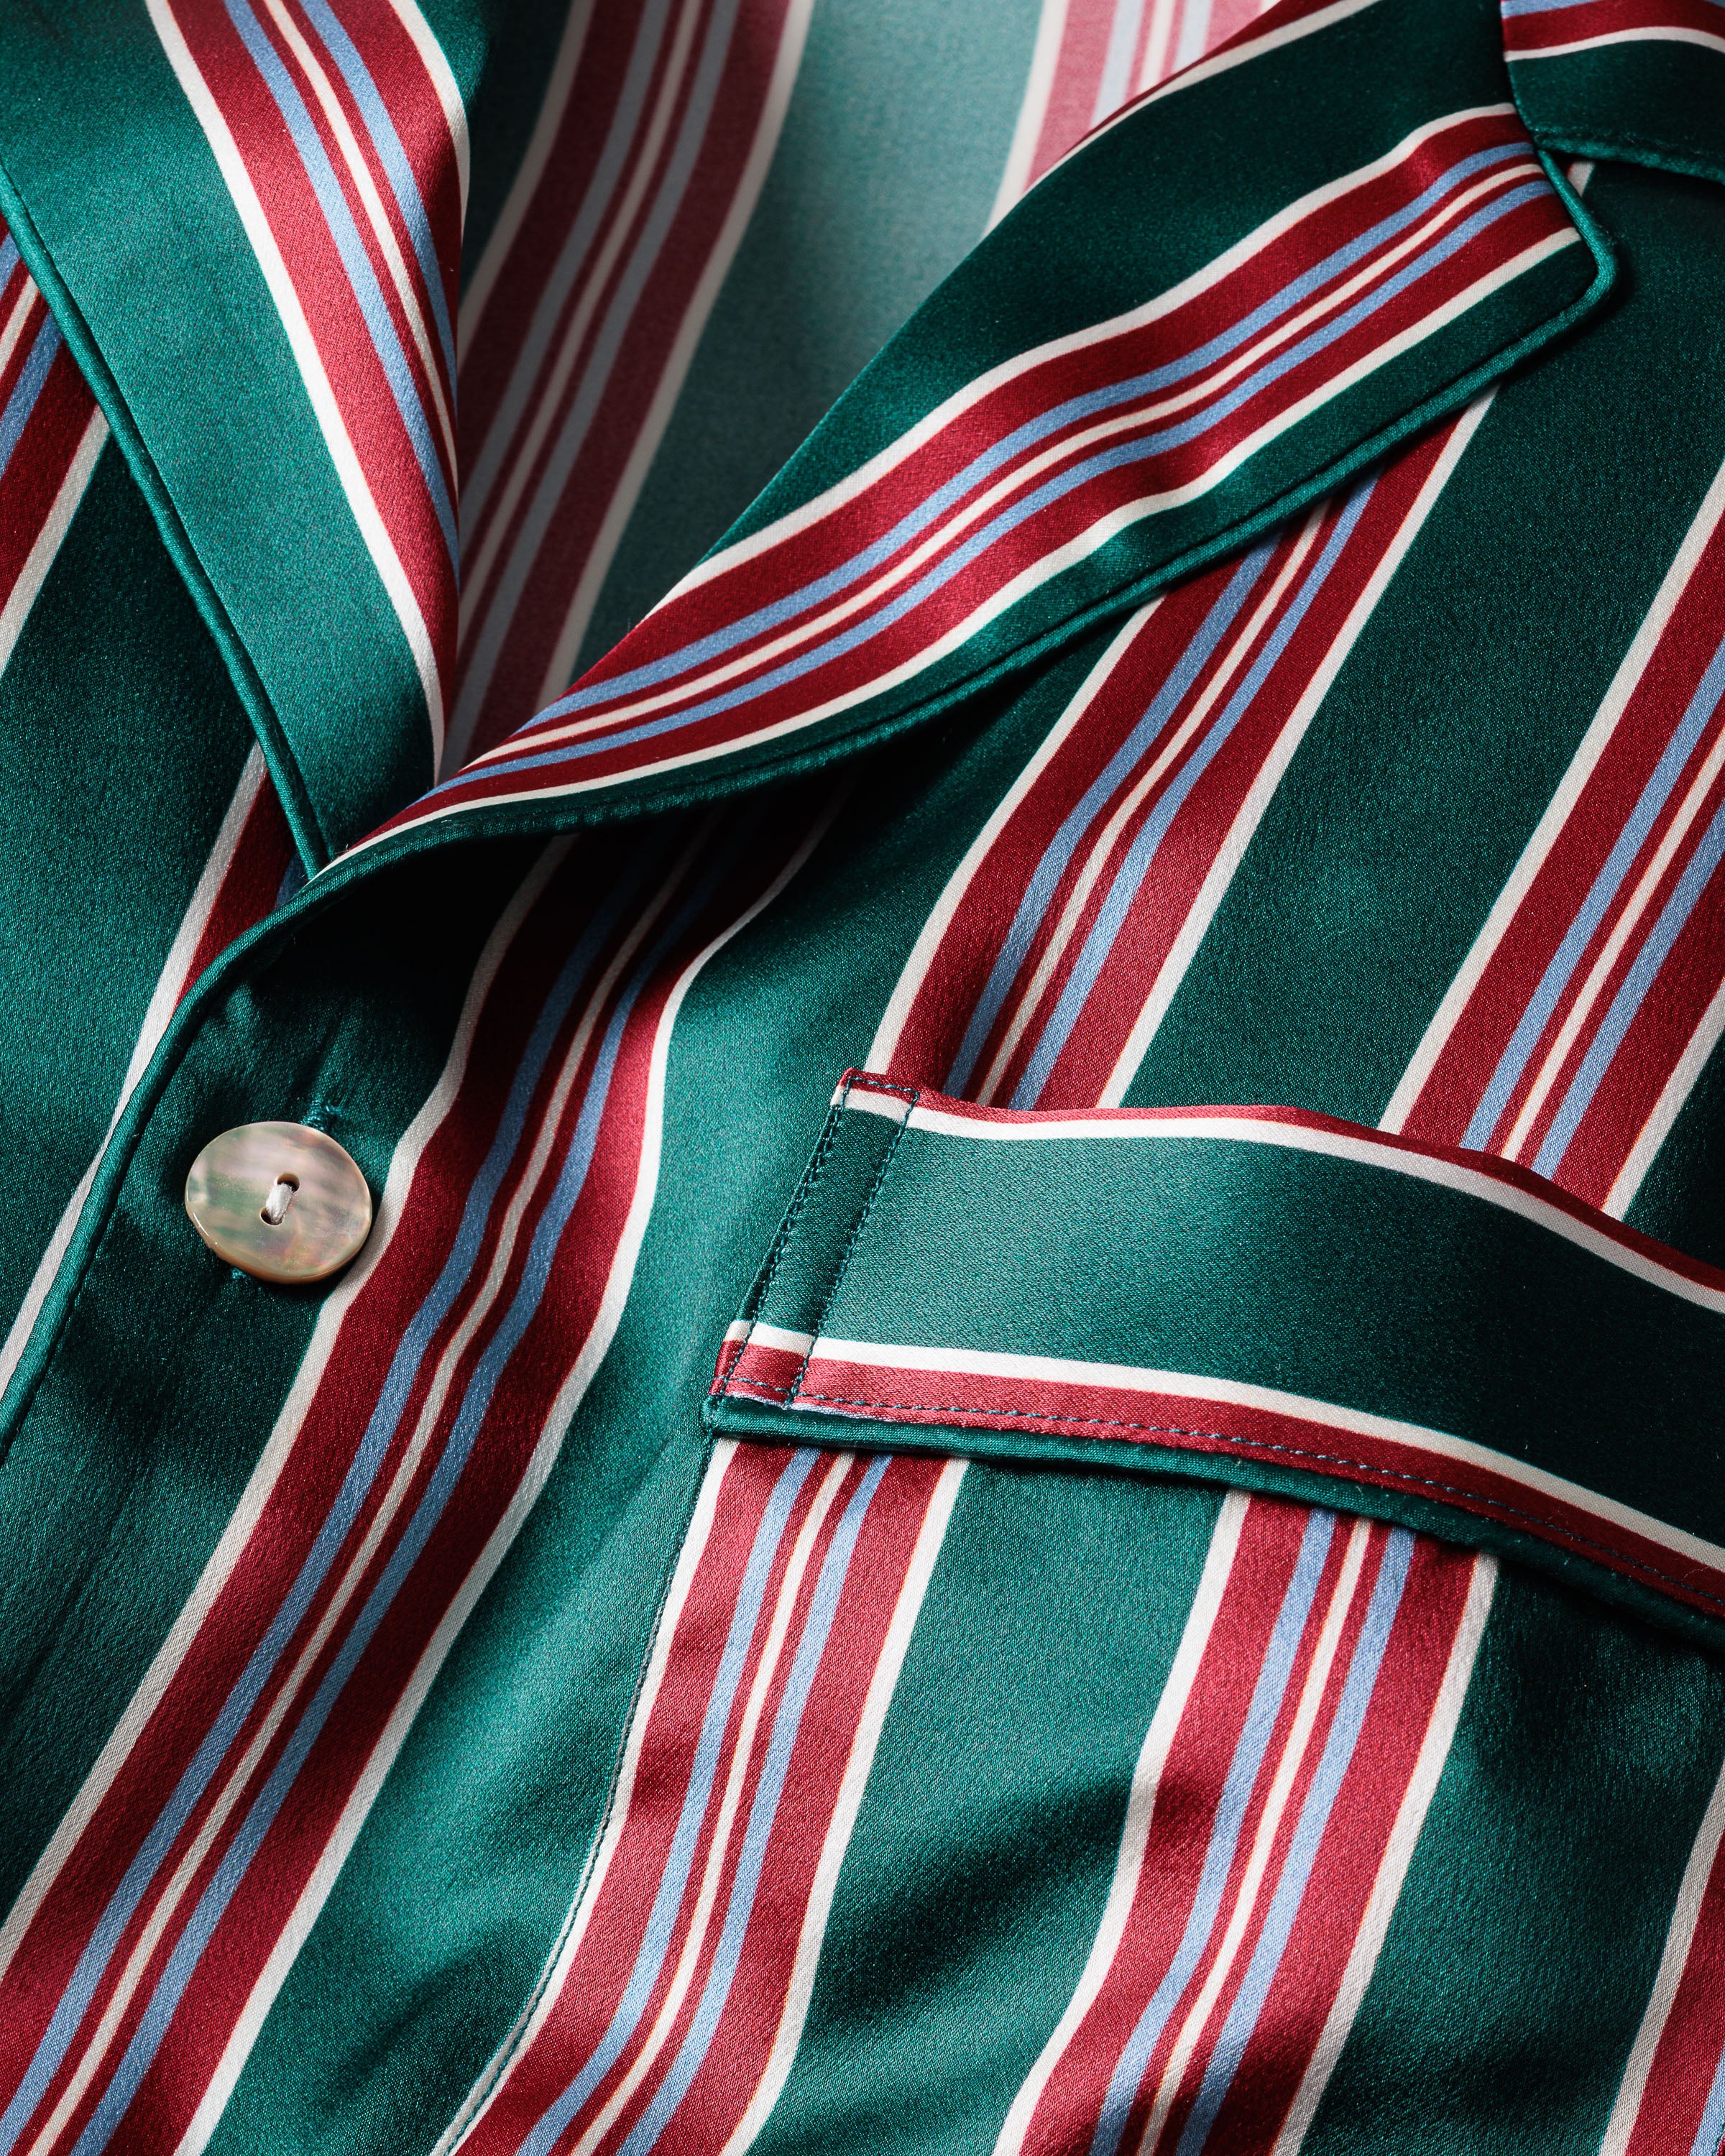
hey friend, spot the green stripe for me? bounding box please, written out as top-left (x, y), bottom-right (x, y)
top-left (575, 0), bottom-right (1044, 671)
top-left (0, 443), bottom-right (256, 1344)
top-left (753, 1465), bottom-right (1226, 2156)
top-left (1510, 40), bottom-right (1725, 190)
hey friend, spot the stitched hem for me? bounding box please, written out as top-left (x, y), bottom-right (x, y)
top-left (721, 1381), bottom-right (1725, 1613)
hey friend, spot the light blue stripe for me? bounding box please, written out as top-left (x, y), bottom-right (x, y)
top-left (1534, 790), bottom-right (1725, 1177)
top-left (943, 541), bottom-right (1273, 1095)
top-left (0, 849), bottom-right (661, 2155)
top-left (615, 1455), bottom-right (894, 2155)
top-left (75, 837), bottom-right (745, 2155)
top-left (1090, 1508), bottom-right (1338, 2156)
top-left (1463, 622), bottom-right (1725, 1151)
top-left (0, 315), bottom-right (62, 488)
top-left (1013, 473), bottom-right (1376, 1107)
top-left (451, 0), bottom-right (748, 740)
top-left (1688, 2035), bottom-right (1725, 2156)
top-left (518, 1449), bottom-right (822, 2156)
top-left (1174, 1530), bottom-right (1415, 2156)
top-left (221, 0), bottom-right (456, 559)
top-left (298, 0), bottom-right (458, 382)
top-left (466, 178), bottom-right (1542, 792)
top-left (0, 236), bottom-right (19, 288)
top-left (525, 141), bottom-right (1535, 726)
top-left (1506, 0), bottom-right (1725, 14)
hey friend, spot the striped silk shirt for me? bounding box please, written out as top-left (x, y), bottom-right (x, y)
top-left (1, 0), bottom-right (1724, 2150)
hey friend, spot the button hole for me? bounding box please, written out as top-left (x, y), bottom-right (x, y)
top-left (261, 1173), bottom-right (300, 1227)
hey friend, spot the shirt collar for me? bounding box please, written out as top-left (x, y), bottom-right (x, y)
top-left (0, 0), bottom-right (1673, 874)
top-left (1502, 0), bottom-right (1725, 189)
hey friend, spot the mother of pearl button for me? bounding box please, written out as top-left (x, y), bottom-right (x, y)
top-left (185, 1123), bottom-right (372, 1284)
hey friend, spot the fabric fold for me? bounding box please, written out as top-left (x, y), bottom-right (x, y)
top-left (708, 1069), bottom-right (1725, 1650)
top-left (0, 0), bottom-right (473, 864)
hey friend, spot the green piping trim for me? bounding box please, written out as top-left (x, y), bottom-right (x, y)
top-left (0, 142), bottom-right (1621, 1457)
top-left (322, 175), bottom-right (1617, 880)
top-left (0, 155), bottom-right (334, 874)
top-left (1527, 126), bottom-right (1725, 195)
top-left (704, 1396), bottom-right (1721, 1656)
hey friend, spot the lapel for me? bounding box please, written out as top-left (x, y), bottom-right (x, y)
top-left (0, 0), bottom-right (1614, 875)
top-left (0, 0), bottom-right (474, 867)
top-left (1503, 0), bottom-right (1725, 188)
top-left (351, 0), bottom-right (1614, 866)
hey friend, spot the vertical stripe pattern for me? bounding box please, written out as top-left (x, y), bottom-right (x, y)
top-left (995, 1499), bottom-right (1491, 2156)
top-left (0, 811), bottom-right (820, 2156)
top-left (443, 1441), bottom-right (963, 2156)
top-left (448, 0), bottom-right (814, 767)
top-left (149, 0), bottom-right (465, 753)
top-left (1602, 1756), bottom-right (1725, 2156)
top-left (990, 0), bottom-right (1279, 222)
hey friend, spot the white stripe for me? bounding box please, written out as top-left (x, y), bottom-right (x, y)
top-left (1136, 0), bottom-right (1186, 95)
top-left (0, 736), bottom-right (264, 1419)
top-left (458, 0), bottom-right (594, 350)
top-left (1095, 0), bottom-right (1152, 124)
top-left (546, 1450), bottom-right (852, 2156)
top-left (722, 1456), bottom-right (969, 2155)
top-left (127, 845), bottom-right (714, 2152)
top-left (741, 1323), bottom-right (817, 1356)
top-left (987, 0), bottom-right (1074, 230)
top-left (430, 1438), bottom-right (739, 2156)
top-left (148, 0), bottom-right (446, 762)
top-left (454, 0), bottom-right (707, 657)
top-left (185, 808), bottom-right (830, 2156)
top-left (0, 279), bottom-right (42, 386)
top-left (561, 1451), bottom-right (857, 2156)
top-left (1170, 0), bottom-right (1215, 72)
top-left (619, 104), bottom-right (1517, 611)
top-left (849, 1089), bottom-right (1725, 1312)
top-left (867, 599), bottom-right (1160, 1072)
top-left (259, 0), bottom-right (457, 471)
top-left (1100, 390), bottom-right (1494, 1105)
top-left (505, 148), bottom-right (1539, 763)
top-left (1597, 1747), bottom-right (1725, 2156)
top-left (1500, 699), bottom-right (1725, 1163)
top-left (0, 838), bottom-right (569, 1999)
top-left (993, 1491), bottom-right (1250, 2156)
top-left (798, 1334), bottom-right (1725, 1578)
top-left (1272, 1550), bottom-right (1496, 2155)
top-left (0, 407), bottom-right (107, 681)
top-left (1605, 973), bottom-right (1725, 1218)
top-left (1381, 443), bottom-right (1725, 1135)
top-left (1074, 0), bottom-right (1381, 155)
top-left (523, 0), bottom-right (817, 716)
top-left (1510, 22), bottom-right (1725, 59)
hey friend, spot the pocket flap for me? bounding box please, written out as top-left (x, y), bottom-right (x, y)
top-left (708, 1070), bottom-right (1725, 1651)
